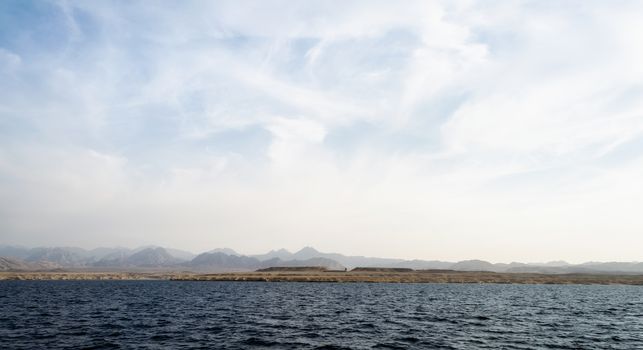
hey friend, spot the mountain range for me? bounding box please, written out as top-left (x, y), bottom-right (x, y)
top-left (1, 245), bottom-right (642, 274)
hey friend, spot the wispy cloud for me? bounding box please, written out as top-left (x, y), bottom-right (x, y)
top-left (1, 1), bottom-right (643, 262)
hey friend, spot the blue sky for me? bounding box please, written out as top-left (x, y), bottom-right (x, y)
top-left (1, 1), bottom-right (643, 262)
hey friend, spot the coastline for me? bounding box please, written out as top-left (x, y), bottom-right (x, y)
top-left (2, 270), bottom-right (643, 285)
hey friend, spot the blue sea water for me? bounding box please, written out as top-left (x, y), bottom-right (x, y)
top-left (0, 281), bottom-right (642, 349)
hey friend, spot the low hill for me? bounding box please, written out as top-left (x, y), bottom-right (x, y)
top-left (351, 267), bottom-right (413, 273)
top-left (187, 253), bottom-right (345, 272)
top-left (450, 260), bottom-right (498, 272)
top-left (390, 259), bottom-right (453, 270)
top-left (260, 257), bottom-right (344, 271)
top-left (256, 266), bottom-right (328, 272)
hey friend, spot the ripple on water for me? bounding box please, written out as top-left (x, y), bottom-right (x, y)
top-left (0, 281), bottom-right (642, 349)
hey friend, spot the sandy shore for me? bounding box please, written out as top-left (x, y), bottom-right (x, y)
top-left (2, 270), bottom-right (643, 285)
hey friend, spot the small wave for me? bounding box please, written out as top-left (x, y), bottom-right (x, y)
top-left (241, 337), bottom-right (281, 347)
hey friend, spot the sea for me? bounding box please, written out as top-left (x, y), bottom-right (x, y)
top-left (0, 281), bottom-right (642, 349)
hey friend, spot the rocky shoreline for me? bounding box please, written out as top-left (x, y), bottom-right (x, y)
top-left (2, 270), bottom-right (643, 285)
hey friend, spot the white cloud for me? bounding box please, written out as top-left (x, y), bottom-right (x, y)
top-left (1, 1), bottom-right (643, 262)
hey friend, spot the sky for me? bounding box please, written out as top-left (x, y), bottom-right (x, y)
top-left (1, 1), bottom-right (643, 263)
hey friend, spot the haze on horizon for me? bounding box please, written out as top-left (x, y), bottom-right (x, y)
top-left (1, 1), bottom-right (643, 264)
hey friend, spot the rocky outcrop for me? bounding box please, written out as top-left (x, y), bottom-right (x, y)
top-left (0, 257), bottom-right (31, 271)
top-left (0, 256), bottom-right (60, 271)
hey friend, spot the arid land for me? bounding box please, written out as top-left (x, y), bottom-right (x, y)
top-left (2, 269), bottom-right (643, 285)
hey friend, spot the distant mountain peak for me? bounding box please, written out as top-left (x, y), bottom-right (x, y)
top-left (6, 245), bottom-right (643, 275)
top-left (272, 248), bottom-right (291, 254)
top-left (251, 248), bottom-right (294, 261)
top-left (293, 246), bottom-right (322, 260)
top-left (208, 248), bottom-right (240, 256)
top-left (124, 247), bottom-right (180, 267)
top-left (297, 246), bottom-right (319, 253)
top-left (295, 246), bottom-right (320, 255)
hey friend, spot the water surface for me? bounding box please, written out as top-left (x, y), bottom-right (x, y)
top-left (1, 281), bottom-right (642, 349)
